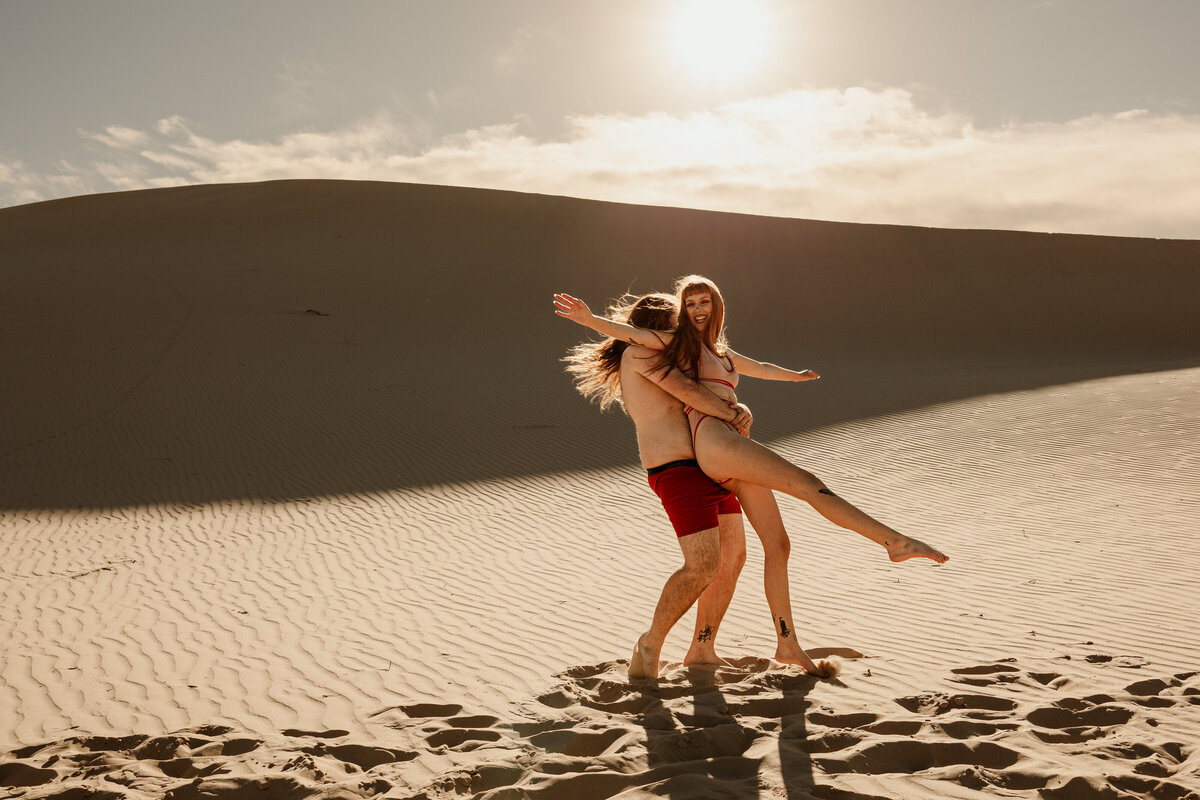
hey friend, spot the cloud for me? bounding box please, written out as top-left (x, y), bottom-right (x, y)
top-left (495, 23), bottom-right (554, 74)
top-left (0, 159), bottom-right (93, 206)
top-left (272, 57), bottom-right (329, 123)
top-left (4, 87), bottom-right (1200, 239)
top-left (85, 125), bottom-right (152, 150)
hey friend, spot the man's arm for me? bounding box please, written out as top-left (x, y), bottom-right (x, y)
top-left (630, 347), bottom-right (752, 432)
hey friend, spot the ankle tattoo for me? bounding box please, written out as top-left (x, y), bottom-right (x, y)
top-left (779, 617), bottom-right (791, 638)
top-left (697, 625), bottom-right (713, 643)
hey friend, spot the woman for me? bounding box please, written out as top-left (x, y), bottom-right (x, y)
top-left (556, 277), bottom-right (947, 663)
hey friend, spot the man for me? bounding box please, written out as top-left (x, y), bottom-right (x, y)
top-left (559, 293), bottom-right (752, 679)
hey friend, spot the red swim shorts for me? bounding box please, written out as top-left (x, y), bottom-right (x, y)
top-left (646, 459), bottom-right (741, 537)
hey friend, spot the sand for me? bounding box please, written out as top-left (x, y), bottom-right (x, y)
top-left (1, 180), bottom-right (1198, 799)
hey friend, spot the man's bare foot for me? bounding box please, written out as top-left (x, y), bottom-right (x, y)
top-left (683, 650), bottom-right (729, 668)
top-left (628, 634), bottom-right (659, 680)
top-left (886, 535), bottom-right (948, 564)
top-left (628, 635), bottom-right (646, 679)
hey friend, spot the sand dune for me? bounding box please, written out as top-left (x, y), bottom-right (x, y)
top-left (2, 180), bottom-right (1196, 509)
top-left (2, 181), bottom-right (1199, 798)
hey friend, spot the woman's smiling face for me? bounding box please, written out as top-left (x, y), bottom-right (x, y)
top-left (684, 291), bottom-right (713, 332)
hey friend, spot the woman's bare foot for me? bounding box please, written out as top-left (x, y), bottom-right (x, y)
top-left (628, 634), bottom-right (660, 680)
top-left (775, 643), bottom-right (841, 679)
top-left (807, 659), bottom-right (840, 679)
top-left (886, 535), bottom-right (948, 564)
top-left (775, 644), bottom-right (821, 675)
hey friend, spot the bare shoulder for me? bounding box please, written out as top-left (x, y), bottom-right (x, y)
top-left (727, 347), bottom-right (759, 367)
top-left (625, 344), bottom-right (658, 359)
top-left (622, 345), bottom-right (666, 377)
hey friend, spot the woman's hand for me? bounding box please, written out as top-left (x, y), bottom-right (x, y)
top-left (794, 369), bottom-right (820, 382)
top-left (553, 293), bottom-right (596, 326)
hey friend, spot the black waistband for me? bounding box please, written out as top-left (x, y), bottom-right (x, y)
top-left (646, 458), bottom-right (700, 476)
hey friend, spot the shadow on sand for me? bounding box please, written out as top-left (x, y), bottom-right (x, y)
top-left (3, 181), bottom-right (1198, 510)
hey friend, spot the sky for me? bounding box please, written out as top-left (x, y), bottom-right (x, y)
top-left (2, 0), bottom-right (1199, 238)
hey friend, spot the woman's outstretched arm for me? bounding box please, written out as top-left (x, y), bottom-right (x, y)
top-left (553, 293), bottom-right (671, 349)
top-left (728, 349), bottom-right (819, 383)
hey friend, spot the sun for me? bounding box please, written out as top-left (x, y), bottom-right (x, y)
top-left (666, 0), bottom-right (771, 82)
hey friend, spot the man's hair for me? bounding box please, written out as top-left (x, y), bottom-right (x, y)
top-left (563, 293), bottom-right (676, 412)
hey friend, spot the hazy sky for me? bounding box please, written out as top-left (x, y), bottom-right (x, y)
top-left (3, 0), bottom-right (1199, 237)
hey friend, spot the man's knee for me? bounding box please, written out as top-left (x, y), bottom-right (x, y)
top-left (723, 537), bottom-right (747, 573)
top-left (689, 550), bottom-right (720, 584)
top-left (718, 514), bottom-right (747, 569)
top-left (731, 545), bottom-right (747, 573)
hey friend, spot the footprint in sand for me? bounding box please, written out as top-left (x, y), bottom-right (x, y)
top-left (1027, 699), bottom-right (1135, 728)
top-left (381, 706), bottom-right (509, 753)
top-left (806, 710), bottom-right (924, 737)
top-left (934, 719), bottom-right (1019, 740)
top-left (1027, 671), bottom-right (1062, 686)
top-left (1040, 773), bottom-right (1200, 800)
top-left (861, 719), bottom-right (925, 736)
top-left (426, 727), bottom-right (504, 750)
top-left (1123, 674), bottom-right (1197, 708)
top-left (303, 742), bottom-right (418, 770)
top-left (798, 729), bottom-right (866, 754)
top-left (950, 662), bottom-right (1020, 676)
top-left (814, 738), bottom-right (1023, 775)
top-left (369, 701), bottom-right (508, 754)
top-left (158, 757), bottom-right (229, 780)
top-left (949, 661), bottom-right (1022, 687)
top-left (1023, 694), bottom-right (1134, 744)
top-left (447, 714), bottom-right (501, 728)
top-left (0, 761), bottom-right (58, 789)
top-left (1073, 653), bottom-right (1151, 668)
top-left (548, 660), bottom-right (673, 714)
top-left (525, 728), bottom-right (632, 758)
top-left (895, 691), bottom-right (1019, 716)
top-left (398, 702), bottom-right (463, 717)
top-left (537, 689), bottom-right (574, 708)
top-left (281, 728), bottom-right (350, 738)
top-left (1099, 738), bottom-right (1191, 778)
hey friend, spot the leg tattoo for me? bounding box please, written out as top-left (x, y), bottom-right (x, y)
top-left (779, 618), bottom-right (791, 638)
top-left (697, 625), bottom-right (713, 643)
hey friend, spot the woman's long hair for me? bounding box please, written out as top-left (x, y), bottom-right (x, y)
top-left (563, 293), bottom-right (677, 411)
top-left (658, 274), bottom-right (728, 380)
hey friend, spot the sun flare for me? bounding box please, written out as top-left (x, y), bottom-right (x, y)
top-left (667, 0), bottom-right (771, 82)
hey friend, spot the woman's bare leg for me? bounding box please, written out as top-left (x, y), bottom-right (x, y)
top-left (695, 421), bottom-right (948, 564)
top-left (730, 482), bottom-right (823, 673)
top-left (684, 512), bottom-right (747, 667)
